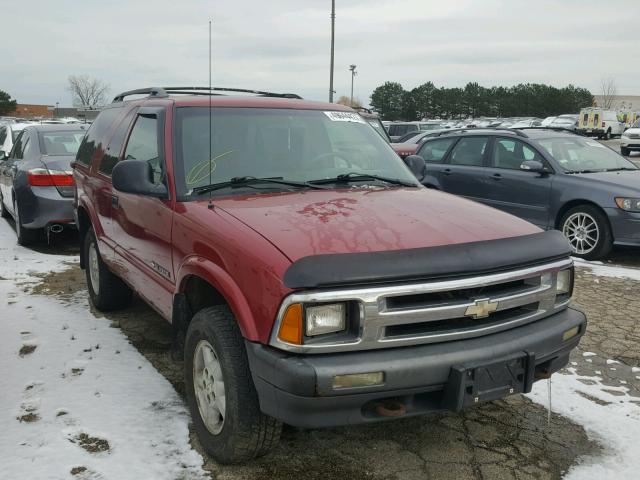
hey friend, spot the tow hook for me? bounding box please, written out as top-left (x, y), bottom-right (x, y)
top-left (374, 400), bottom-right (407, 417)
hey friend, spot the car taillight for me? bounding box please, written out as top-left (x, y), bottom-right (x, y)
top-left (602, 121), bottom-right (606, 128)
top-left (27, 168), bottom-right (74, 187)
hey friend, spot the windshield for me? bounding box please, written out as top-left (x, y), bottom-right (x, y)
top-left (365, 118), bottom-right (391, 143)
top-left (538, 137), bottom-right (637, 172)
top-left (174, 107), bottom-right (417, 197)
top-left (40, 131), bottom-right (85, 156)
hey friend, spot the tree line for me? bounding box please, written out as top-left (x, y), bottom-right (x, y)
top-left (370, 81), bottom-right (594, 121)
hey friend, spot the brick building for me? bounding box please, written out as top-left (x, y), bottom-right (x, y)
top-left (11, 104), bottom-right (54, 118)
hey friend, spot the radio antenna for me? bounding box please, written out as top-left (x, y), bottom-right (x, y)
top-left (207, 19), bottom-right (214, 209)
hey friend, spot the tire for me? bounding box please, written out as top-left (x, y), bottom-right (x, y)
top-left (14, 199), bottom-right (40, 246)
top-left (604, 129), bottom-right (611, 140)
top-left (621, 146), bottom-right (630, 156)
top-left (84, 227), bottom-right (132, 311)
top-left (560, 205), bottom-right (612, 260)
top-left (185, 306), bottom-right (282, 464)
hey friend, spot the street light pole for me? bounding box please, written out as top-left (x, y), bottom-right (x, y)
top-left (349, 64), bottom-right (357, 106)
top-left (329, 0), bottom-right (335, 103)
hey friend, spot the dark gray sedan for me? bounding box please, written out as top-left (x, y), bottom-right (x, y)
top-left (0, 124), bottom-right (87, 244)
top-left (406, 128), bottom-right (640, 259)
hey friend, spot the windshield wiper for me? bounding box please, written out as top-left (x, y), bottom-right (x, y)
top-left (307, 172), bottom-right (418, 187)
top-left (191, 176), bottom-right (326, 195)
top-left (564, 169), bottom-right (601, 174)
top-left (602, 167), bottom-right (637, 172)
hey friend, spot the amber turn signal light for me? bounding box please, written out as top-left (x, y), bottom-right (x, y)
top-left (278, 303), bottom-right (303, 345)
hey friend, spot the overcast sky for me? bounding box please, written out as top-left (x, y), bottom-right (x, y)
top-left (3, 0), bottom-right (639, 107)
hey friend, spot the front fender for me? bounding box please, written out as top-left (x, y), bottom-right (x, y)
top-left (176, 256), bottom-right (259, 341)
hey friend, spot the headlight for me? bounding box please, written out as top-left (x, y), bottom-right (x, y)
top-left (556, 268), bottom-right (573, 295)
top-left (305, 303), bottom-right (346, 336)
top-left (615, 197), bottom-right (640, 212)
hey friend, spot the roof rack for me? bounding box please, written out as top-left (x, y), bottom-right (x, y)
top-left (516, 126), bottom-right (582, 136)
top-left (435, 127), bottom-right (528, 138)
top-left (112, 86), bottom-right (302, 103)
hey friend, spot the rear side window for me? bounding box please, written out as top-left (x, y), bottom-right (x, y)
top-left (99, 109), bottom-right (137, 175)
top-left (123, 115), bottom-right (161, 183)
top-left (418, 138), bottom-right (457, 163)
top-left (449, 137), bottom-right (488, 166)
top-left (10, 132), bottom-right (25, 159)
top-left (0, 127), bottom-right (6, 145)
top-left (75, 107), bottom-right (122, 166)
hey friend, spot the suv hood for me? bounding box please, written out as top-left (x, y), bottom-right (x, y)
top-left (211, 188), bottom-right (540, 262)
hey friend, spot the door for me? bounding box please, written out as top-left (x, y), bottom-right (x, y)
top-left (2, 131), bottom-right (29, 217)
top-left (483, 137), bottom-right (553, 227)
top-left (437, 135), bottom-right (490, 202)
top-left (416, 137), bottom-right (458, 188)
top-left (111, 107), bottom-right (175, 317)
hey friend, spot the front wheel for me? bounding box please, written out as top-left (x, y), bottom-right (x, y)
top-left (185, 306), bottom-right (281, 464)
top-left (621, 146), bottom-right (630, 156)
top-left (84, 227), bottom-right (132, 311)
top-left (603, 129), bottom-right (612, 140)
top-left (560, 205), bottom-right (612, 260)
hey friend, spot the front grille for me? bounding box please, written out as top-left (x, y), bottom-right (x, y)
top-left (385, 302), bottom-right (539, 338)
top-left (271, 259), bottom-right (572, 353)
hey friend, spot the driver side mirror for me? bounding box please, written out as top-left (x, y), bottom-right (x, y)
top-left (520, 160), bottom-right (546, 173)
top-left (403, 155), bottom-right (426, 181)
top-left (112, 160), bottom-right (168, 198)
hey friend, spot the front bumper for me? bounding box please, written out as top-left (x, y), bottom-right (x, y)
top-left (16, 186), bottom-right (75, 230)
top-left (246, 307), bottom-right (586, 428)
top-left (620, 138), bottom-right (640, 150)
top-left (605, 207), bottom-right (640, 247)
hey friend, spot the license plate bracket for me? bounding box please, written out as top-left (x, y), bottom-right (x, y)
top-left (441, 352), bottom-right (535, 411)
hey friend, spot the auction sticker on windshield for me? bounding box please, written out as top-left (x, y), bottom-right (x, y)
top-left (324, 111), bottom-right (366, 123)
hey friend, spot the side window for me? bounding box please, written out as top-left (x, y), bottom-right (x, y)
top-left (593, 113), bottom-right (599, 128)
top-left (123, 115), bottom-right (161, 184)
top-left (10, 132), bottom-right (24, 159)
top-left (21, 136), bottom-right (33, 159)
top-left (418, 138), bottom-right (457, 163)
top-left (76, 107), bottom-right (122, 166)
top-left (0, 127), bottom-right (7, 146)
top-left (99, 109), bottom-right (137, 176)
top-left (492, 138), bottom-right (543, 170)
top-left (449, 137), bottom-right (488, 166)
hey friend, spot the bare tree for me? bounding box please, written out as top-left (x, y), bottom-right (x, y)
top-left (599, 77), bottom-right (617, 109)
top-left (336, 95), bottom-right (363, 109)
top-left (67, 75), bottom-right (110, 109)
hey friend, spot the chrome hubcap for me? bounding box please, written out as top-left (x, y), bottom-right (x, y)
top-left (563, 212), bottom-right (599, 255)
top-left (193, 340), bottom-right (226, 435)
top-left (88, 242), bottom-right (100, 295)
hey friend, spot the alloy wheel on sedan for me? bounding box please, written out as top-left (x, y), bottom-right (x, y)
top-left (193, 339), bottom-right (226, 435)
top-left (562, 212), bottom-right (599, 255)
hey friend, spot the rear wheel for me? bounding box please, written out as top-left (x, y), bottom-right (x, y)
top-left (185, 306), bottom-right (281, 464)
top-left (14, 199), bottom-right (40, 246)
top-left (621, 146), bottom-right (631, 156)
top-left (560, 205), bottom-right (612, 260)
top-left (603, 129), bottom-right (612, 140)
top-left (84, 227), bottom-right (132, 311)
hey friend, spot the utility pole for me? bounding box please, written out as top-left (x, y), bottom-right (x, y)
top-left (349, 64), bottom-right (357, 106)
top-left (329, 0), bottom-right (335, 102)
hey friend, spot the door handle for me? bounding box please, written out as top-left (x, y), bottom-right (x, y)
top-left (111, 194), bottom-right (119, 209)
top-left (491, 173), bottom-right (502, 180)
top-left (443, 168), bottom-right (452, 176)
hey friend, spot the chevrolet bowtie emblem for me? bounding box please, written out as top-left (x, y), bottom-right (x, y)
top-left (465, 299), bottom-right (499, 319)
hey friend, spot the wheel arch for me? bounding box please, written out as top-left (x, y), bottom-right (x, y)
top-left (555, 199), bottom-right (613, 239)
top-left (174, 258), bottom-right (259, 342)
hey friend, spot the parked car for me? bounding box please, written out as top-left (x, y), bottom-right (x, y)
top-left (74, 87), bottom-right (585, 463)
top-left (358, 110), bottom-right (421, 159)
top-left (408, 128), bottom-right (639, 259)
top-left (510, 118), bottom-right (543, 129)
top-left (0, 122), bottom-right (28, 160)
top-left (541, 116), bottom-right (557, 126)
top-left (0, 124), bottom-right (87, 244)
top-left (388, 121), bottom-right (445, 142)
top-left (577, 108), bottom-right (625, 139)
top-left (548, 114), bottom-right (579, 131)
top-left (620, 118), bottom-right (640, 156)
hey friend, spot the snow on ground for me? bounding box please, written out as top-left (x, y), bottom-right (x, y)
top-left (0, 220), bottom-right (206, 480)
top-left (527, 369), bottom-right (640, 480)
top-left (574, 258), bottom-right (640, 281)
